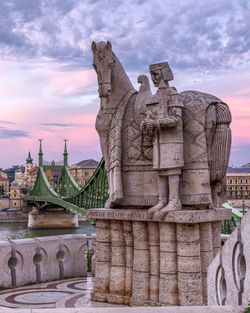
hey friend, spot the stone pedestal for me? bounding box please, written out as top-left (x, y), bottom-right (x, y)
top-left (87, 207), bottom-right (231, 306)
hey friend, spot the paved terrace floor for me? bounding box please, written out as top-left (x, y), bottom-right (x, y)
top-left (0, 277), bottom-right (120, 309)
top-left (0, 277), bottom-right (245, 312)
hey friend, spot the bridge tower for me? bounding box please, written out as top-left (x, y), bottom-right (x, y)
top-left (38, 139), bottom-right (43, 166)
top-left (63, 139), bottom-right (68, 166)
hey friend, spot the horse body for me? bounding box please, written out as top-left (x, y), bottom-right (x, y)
top-left (92, 41), bottom-right (231, 209)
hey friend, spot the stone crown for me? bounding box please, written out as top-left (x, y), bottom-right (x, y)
top-left (149, 62), bottom-right (170, 72)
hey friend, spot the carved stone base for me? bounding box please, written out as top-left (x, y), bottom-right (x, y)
top-left (87, 208), bottom-right (231, 306)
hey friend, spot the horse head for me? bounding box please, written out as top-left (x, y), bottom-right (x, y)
top-left (92, 41), bottom-right (115, 98)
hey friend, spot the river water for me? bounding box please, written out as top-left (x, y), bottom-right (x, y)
top-left (0, 221), bottom-right (95, 240)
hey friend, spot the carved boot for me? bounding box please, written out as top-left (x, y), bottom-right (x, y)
top-left (153, 197), bottom-right (182, 220)
top-left (153, 174), bottom-right (181, 220)
top-left (148, 175), bottom-right (168, 218)
top-left (148, 198), bottom-right (167, 218)
top-left (161, 196), bottom-right (182, 212)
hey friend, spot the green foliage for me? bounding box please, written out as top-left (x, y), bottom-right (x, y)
top-left (23, 233), bottom-right (36, 239)
top-left (0, 285), bottom-right (8, 290)
top-left (244, 302), bottom-right (250, 313)
top-left (88, 218), bottom-right (96, 226)
top-left (6, 232), bottom-right (36, 240)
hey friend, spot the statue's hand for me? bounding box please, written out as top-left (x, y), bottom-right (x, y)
top-left (159, 117), bottom-right (177, 128)
top-left (141, 119), bottom-right (154, 131)
top-left (146, 120), bottom-right (154, 131)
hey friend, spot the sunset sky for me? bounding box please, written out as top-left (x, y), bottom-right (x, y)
top-left (0, 0), bottom-right (249, 168)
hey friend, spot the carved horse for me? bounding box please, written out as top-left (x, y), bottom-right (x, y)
top-left (92, 41), bottom-right (231, 209)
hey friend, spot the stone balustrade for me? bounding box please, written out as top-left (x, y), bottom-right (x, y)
top-left (208, 210), bottom-right (250, 307)
top-left (0, 234), bottom-right (87, 288)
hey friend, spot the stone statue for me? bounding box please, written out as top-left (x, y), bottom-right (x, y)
top-left (89, 41), bottom-right (233, 307)
top-left (91, 41), bottom-right (232, 213)
top-left (141, 62), bottom-right (184, 218)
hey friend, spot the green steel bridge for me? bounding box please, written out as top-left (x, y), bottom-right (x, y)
top-left (24, 140), bottom-right (108, 218)
top-left (24, 140), bottom-right (242, 233)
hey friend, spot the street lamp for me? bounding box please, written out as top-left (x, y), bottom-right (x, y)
top-left (237, 189), bottom-right (245, 215)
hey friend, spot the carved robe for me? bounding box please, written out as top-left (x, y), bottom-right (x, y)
top-left (145, 84), bottom-right (184, 174)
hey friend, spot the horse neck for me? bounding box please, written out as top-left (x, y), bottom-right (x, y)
top-left (110, 54), bottom-right (135, 104)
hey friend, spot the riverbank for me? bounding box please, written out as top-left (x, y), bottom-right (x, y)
top-left (0, 220), bottom-right (95, 240)
top-left (0, 211), bottom-right (28, 222)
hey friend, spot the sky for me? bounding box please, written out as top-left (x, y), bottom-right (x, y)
top-left (0, 0), bottom-right (250, 168)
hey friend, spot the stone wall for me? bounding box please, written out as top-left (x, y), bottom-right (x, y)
top-left (0, 211), bottom-right (28, 222)
top-left (0, 234), bottom-right (87, 288)
top-left (0, 198), bottom-right (28, 211)
top-left (208, 210), bottom-right (250, 307)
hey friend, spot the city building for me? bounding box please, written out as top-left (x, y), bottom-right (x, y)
top-left (27, 166), bottom-right (39, 191)
top-left (25, 151), bottom-right (33, 175)
top-left (0, 170), bottom-right (8, 179)
top-left (4, 165), bottom-right (25, 184)
top-left (12, 152), bottom-right (35, 192)
top-left (0, 175), bottom-right (9, 195)
top-left (9, 180), bottom-right (24, 209)
top-left (226, 167), bottom-right (250, 199)
top-left (70, 159), bottom-right (99, 186)
top-left (15, 167), bottom-right (25, 188)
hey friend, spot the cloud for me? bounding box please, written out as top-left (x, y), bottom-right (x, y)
top-left (0, 0), bottom-right (249, 168)
top-left (40, 122), bottom-right (89, 127)
top-left (0, 0), bottom-right (249, 73)
top-left (0, 120), bottom-right (16, 125)
top-left (233, 115), bottom-right (250, 120)
top-left (0, 128), bottom-right (29, 139)
top-left (230, 142), bottom-right (250, 167)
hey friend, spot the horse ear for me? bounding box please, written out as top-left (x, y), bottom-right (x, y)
top-left (91, 41), bottom-right (96, 52)
top-left (107, 41), bottom-right (112, 50)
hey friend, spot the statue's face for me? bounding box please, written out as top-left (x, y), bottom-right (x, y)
top-left (150, 70), bottom-right (163, 87)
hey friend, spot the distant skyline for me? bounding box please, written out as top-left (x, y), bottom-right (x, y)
top-left (0, 0), bottom-right (250, 168)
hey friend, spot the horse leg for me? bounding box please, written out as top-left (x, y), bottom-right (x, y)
top-left (109, 166), bottom-right (123, 207)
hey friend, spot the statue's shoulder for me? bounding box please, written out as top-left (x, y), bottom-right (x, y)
top-left (145, 93), bottom-right (158, 106)
top-left (167, 86), bottom-right (184, 107)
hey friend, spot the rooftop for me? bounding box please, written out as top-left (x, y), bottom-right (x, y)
top-left (29, 166), bottom-right (39, 175)
top-left (227, 167), bottom-right (250, 174)
top-left (70, 159), bottom-right (99, 169)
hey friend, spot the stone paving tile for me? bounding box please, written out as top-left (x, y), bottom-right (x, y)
top-left (0, 277), bottom-right (244, 312)
top-left (0, 277), bottom-right (124, 309)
